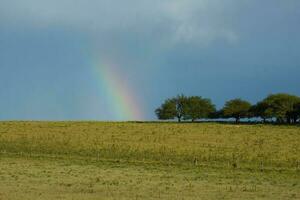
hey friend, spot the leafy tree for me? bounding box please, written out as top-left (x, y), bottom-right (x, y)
top-left (222, 98), bottom-right (251, 123)
top-left (208, 110), bottom-right (224, 119)
top-left (156, 93), bottom-right (300, 124)
top-left (174, 95), bottom-right (189, 122)
top-left (250, 101), bottom-right (273, 123)
top-left (288, 102), bottom-right (300, 123)
top-left (294, 103), bottom-right (300, 123)
top-left (155, 95), bottom-right (189, 122)
top-left (185, 96), bottom-right (216, 122)
top-left (155, 98), bottom-right (177, 120)
top-left (261, 94), bottom-right (300, 123)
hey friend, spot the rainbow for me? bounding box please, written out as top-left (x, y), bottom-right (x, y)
top-left (92, 59), bottom-right (144, 121)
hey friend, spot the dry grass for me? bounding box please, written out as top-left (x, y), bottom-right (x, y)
top-left (0, 156), bottom-right (299, 200)
top-left (0, 122), bottom-right (299, 168)
top-left (0, 122), bottom-right (299, 199)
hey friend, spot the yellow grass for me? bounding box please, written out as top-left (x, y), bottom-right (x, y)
top-left (0, 122), bottom-right (299, 199)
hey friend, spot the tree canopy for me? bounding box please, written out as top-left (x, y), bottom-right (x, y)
top-left (250, 101), bottom-right (273, 122)
top-left (221, 99), bottom-right (252, 123)
top-left (156, 95), bottom-right (215, 122)
top-left (155, 98), bottom-right (177, 121)
top-left (155, 93), bottom-right (300, 124)
top-left (155, 95), bottom-right (189, 122)
top-left (185, 96), bottom-right (216, 121)
top-left (293, 102), bottom-right (300, 123)
top-left (261, 94), bottom-right (300, 123)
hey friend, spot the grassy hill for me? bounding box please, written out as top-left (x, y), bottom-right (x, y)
top-left (0, 122), bottom-right (299, 199)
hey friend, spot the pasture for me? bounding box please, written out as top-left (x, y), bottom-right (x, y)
top-left (0, 122), bottom-right (299, 199)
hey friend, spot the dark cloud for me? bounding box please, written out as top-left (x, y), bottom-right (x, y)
top-left (0, 0), bottom-right (300, 119)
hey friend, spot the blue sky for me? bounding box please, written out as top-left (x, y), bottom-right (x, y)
top-left (0, 0), bottom-right (300, 120)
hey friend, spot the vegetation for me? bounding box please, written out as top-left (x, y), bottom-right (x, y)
top-left (155, 95), bottom-right (189, 122)
top-left (156, 95), bottom-right (215, 122)
top-left (250, 101), bottom-right (272, 123)
top-left (156, 93), bottom-right (300, 124)
top-left (185, 96), bottom-right (216, 122)
top-left (294, 102), bottom-right (300, 122)
top-left (0, 122), bottom-right (299, 199)
top-left (259, 94), bottom-right (300, 123)
top-left (222, 99), bottom-right (252, 123)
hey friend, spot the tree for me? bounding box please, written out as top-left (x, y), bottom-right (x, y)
top-left (261, 94), bottom-right (300, 123)
top-left (155, 95), bottom-right (189, 122)
top-left (294, 103), bottom-right (300, 123)
top-left (289, 102), bottom-right (300, 124)
top-left (174, 95), bottom-right (189, 122)
top-left (185, 96), bottom-right (216, 122)
top-left (209, 110), bottom-right (223, 120)
top-left (222, 99), bottom-right (251, 123)
top-left (250, 101), bottom-right (273, 123)
top-left (155, 98), bottom-right (177, 120)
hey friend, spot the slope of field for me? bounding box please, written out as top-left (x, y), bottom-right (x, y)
top-left (0, 122), bottom-right (299, 199)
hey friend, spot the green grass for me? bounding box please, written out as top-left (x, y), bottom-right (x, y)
top-left (0, 122), bottom-right (299, 199)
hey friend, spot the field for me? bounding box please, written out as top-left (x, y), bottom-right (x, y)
top-left (0, 122), bottom-right (299, 199)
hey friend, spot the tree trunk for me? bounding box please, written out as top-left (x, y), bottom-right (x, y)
top-left (293, 116), bottom-right (298, 124)
top-left (287, 117), bottom-right (291, 124)
top-left (277, 118), bottom-right (284, 124)
top-left (235, 117), bottom-right (240, 123)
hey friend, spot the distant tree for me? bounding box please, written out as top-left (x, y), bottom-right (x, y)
top-left (261, 94), bottom-right (300, 123)
top-left (290, 103), bottom-right (300, 123)
top-left (185, 96), bottom-right (216, 122)
top-left (156, 93), bottom-right (300, 124)
top-left (174, 95), bottom-right (189, 122)
top-left (209, 110), bottom-right (224, 120)
top-left (294, 103), bottom-right (300, 123)
top-left (155, 98), bottom-right (177, 121)
top-left (155, 95), bottom-right (189, 122)
top-left (250, 101), bottom-right (273, 123)
top-left (222, 99), bottom-right (252, 123)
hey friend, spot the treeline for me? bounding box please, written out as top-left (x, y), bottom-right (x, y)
top-left (155, 93), bottom-right (300, 124)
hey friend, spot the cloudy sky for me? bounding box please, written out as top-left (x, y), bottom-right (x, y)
top-left (0, 0), bottom-right (300, 120)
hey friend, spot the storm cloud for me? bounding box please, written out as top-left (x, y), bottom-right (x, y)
top-left (0, 0), bottom-right (300, 120)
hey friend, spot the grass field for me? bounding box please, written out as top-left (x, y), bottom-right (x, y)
top-left (0, 122), bottom-right (299, 199)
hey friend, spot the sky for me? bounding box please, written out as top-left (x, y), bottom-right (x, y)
top-left (0, 0), bottom-right (300, 121)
